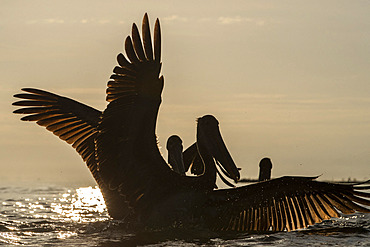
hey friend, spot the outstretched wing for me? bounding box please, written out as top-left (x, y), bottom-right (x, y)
top-left (13, 89), bottom-right (131, 219)
top-left (13, 88), bottom-right (101, 176)
top-left (206, 176), bottom-right (370, 232)
top-left (96, 14), bottom-right (180, 213)
top-left (105, 14), bottom-right (162, 103)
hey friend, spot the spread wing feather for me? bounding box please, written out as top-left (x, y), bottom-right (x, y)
top-left (96, 14), bottom-right (179, 213)
top-left (13, 88), bottom-right (131, 219)
top-left (206, 176), bottom-right (370, 232)
top-left (13, 88), bottom-right (101, 163)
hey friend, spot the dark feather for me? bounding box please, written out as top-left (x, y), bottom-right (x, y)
top-left (142, 13), bottom-right (153, 60)
top-left (154, 19), bottom-right (161, 62)
top-left (125, 37), bottom-right (140, 64)
top-left (117, 53), bottom-right (134, 69)
top-left (132, 23), bottom-right (147, 61)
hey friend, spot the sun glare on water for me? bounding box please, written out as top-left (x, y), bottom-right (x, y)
top-left (51, 186), bottom-right (107, 223)
top-left (0, 186), bottom-right (110, 245)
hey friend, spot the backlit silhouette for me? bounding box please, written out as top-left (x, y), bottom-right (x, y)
top-left (166, 118), bottom-right (239, 189)
top-left (13, 14), bottom-right (370, 232)
top-left (258, 157), bottom-right (273, 181)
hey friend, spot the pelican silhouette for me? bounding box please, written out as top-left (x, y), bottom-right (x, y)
top-left (166, 135), bottom-right (186, 175)
top-left (258, 157), bottom-right (273, 182)
top-left (166, 128), bottom-right (238, 188)
top-left (13, 14), bottom-right (370, 232)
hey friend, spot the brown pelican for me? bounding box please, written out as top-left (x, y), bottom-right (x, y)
top-left (258, 157), bottom-right (272, 182)
top-left (13, 14), bottom-right (370, 232)
top-left (166, 131), bottom-right (238, 188)
top-left (166, 135), bottom-right (186, 175)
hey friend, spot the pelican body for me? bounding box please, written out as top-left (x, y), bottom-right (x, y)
top-left (166, 120), bottom-right (239, 189)
top-left (13, 14), bottom-right (370, 232)
top-left (166, 135), bottom-right (186, 175)
top-left (258, 157), bottom-right (273, 181)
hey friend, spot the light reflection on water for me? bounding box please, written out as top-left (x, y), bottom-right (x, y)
top-left (0, 185), bottom-right (369, 246)
top-left (0, 186), bottom-right (110, 246)
top-left (50, 187), bottom-right (107, 223)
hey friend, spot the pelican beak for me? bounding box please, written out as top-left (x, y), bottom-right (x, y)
top-left (168, 143), bottom-right (186, 175)
top-left (203, 125), bottom-right (240, 182)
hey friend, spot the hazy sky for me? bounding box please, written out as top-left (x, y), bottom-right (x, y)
top-left (1, 0), bottom-right (369, 186)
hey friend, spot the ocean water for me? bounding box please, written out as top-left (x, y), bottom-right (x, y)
top-left (0, 185), bottom-right (369, 246)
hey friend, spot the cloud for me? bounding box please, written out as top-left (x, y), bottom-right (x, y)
top-left (25, 19), bottom-right (113, 25)
top-left (26, 19), bottom-right (65, 24)
top-left (218, 16), bottom-right (265, 26)
top-left (98, 20), bottom-right (110, 24)
top-left (45, 18), bottom-right (65, 24)
top-left (24, 16), bottom-right (266, 26)
top-left (163, 15), bottom-right (188, 22)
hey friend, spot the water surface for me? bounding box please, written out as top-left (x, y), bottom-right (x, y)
top-left (0, 185), bottom-right (369, 246)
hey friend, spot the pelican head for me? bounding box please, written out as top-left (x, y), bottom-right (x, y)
top-left (166, 135), bottom-right (186, 175)
top-left (197, 115), bottom-right (240, 182)
top-left (258, 157), bottom-right (272, 181)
